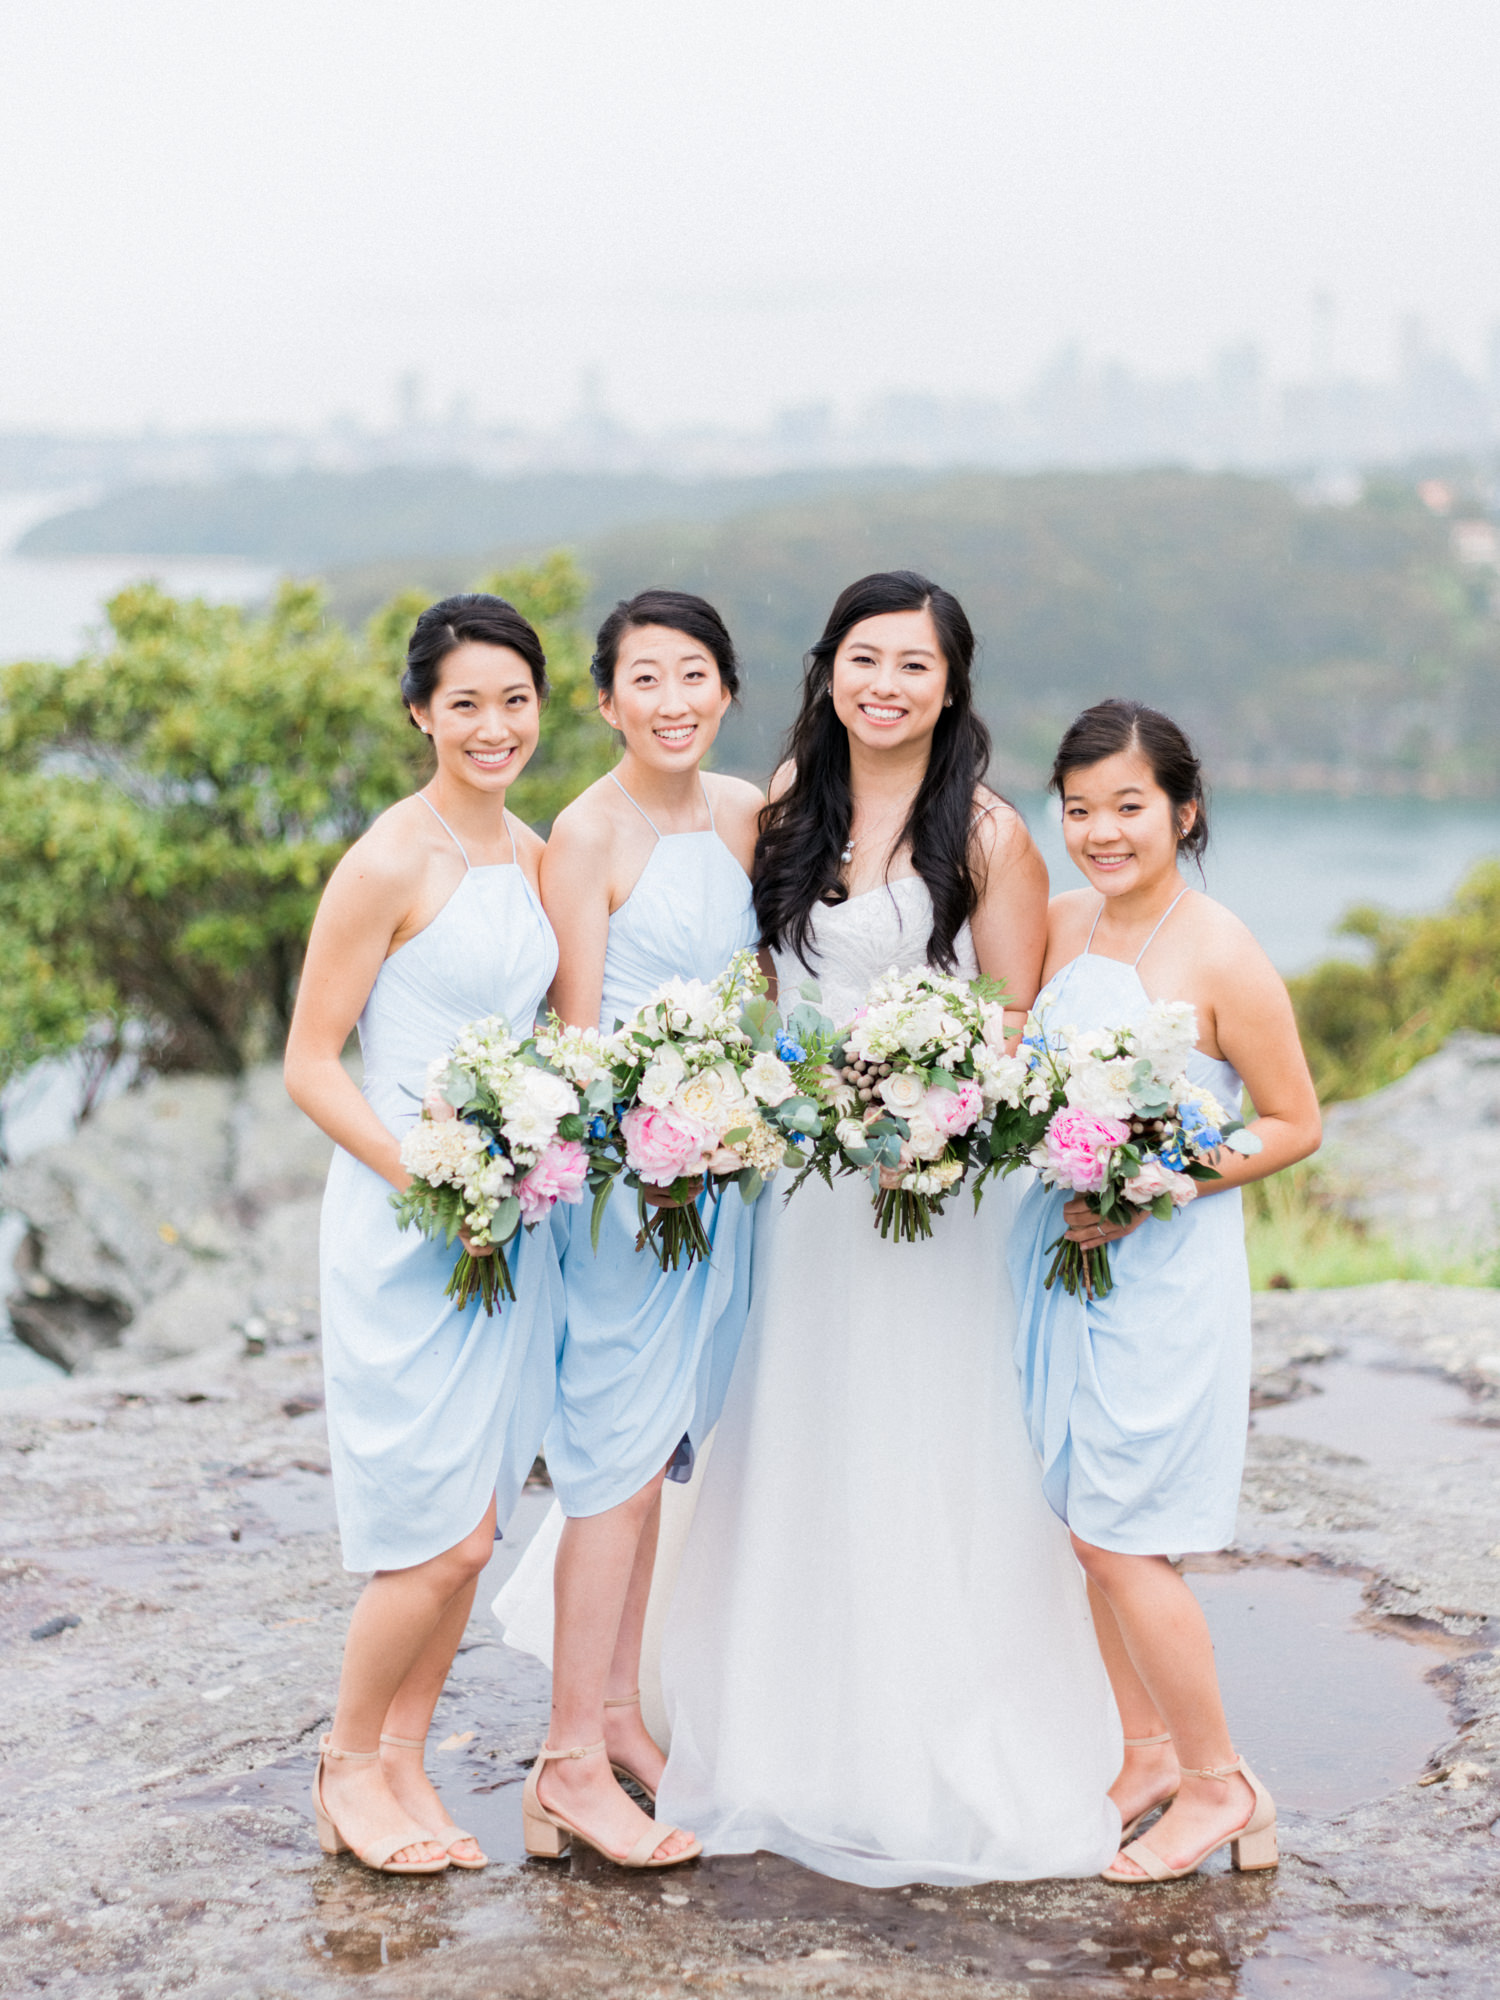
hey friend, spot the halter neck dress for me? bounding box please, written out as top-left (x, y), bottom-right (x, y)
top-left (319, 798), bottom-right (562, 1573)
top-left (542, 775), bottom-right (758, 1517)
top-left (1006, 891), bottom-right (1252, 1556)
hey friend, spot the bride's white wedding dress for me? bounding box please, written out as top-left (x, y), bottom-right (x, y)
top-left (654, 877), bottom-right (1123, 1887)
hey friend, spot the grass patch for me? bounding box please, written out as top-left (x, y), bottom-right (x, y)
top-left (1244, 1167), bottom-right (1497, 1291)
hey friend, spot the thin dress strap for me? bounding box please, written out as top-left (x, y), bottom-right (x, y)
top-left (701, 777), bottom-right (716, 833)
top-left (609, 771), bottom-right (662, 839)
top-left (416, 792), bottom-right (471, 870)
top-left (1133, 888), bottom-right (1189, 967)
top-left (1081, 900), bottom-right (1107, 955)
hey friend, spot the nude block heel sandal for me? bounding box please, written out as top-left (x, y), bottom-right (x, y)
top-left (311, 1737), bottom-right (450, 1875)
top-left (1119, 1730), bottom-right (1179, 1842)
top-left (522, 1740), bottom-right (701, 1867)
top-left (1103, 1755), bottom-right (1277, 1884)
top-left (603, 1690), bottom-right (658, 1805)
top-left (379, 1732), bottom-right (488, 1870)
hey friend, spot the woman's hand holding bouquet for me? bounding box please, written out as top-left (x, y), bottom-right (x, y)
top-left (799, 966), bottom-right (1020, 1243)
top-left (392, 1015), bottom-right (606, 1313)
top-left (1001, 999), bottom-right (1262, 1297)
top-left (596, 948), bottom-right (833, 1270)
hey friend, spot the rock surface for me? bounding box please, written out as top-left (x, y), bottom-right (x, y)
top-left (0, 1065), bottom-right (330, 1373)
top-left (2, 1281), bottom-right (1498, 1997)
top-left (1319, 1031), bottom-right (1500, 1257)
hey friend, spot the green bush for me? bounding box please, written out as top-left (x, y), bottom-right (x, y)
top-left (1289, 859), bottom-right (1500, 1102)
top-left (0, 554), bottom-right (610, 1082)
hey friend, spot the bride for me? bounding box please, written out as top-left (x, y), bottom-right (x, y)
top-left (653, 570), bottom-right (1122, 1886)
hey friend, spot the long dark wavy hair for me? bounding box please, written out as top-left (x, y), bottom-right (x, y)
top-left (753, 570), bottom-right (993, 972)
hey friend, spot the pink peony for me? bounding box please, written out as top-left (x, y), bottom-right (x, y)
top-left (924, 1079), bottom-right (984, 1138)
top-left (421, 1090), bottom-right (458, 1122)
top-left (621, 1102), bottom-right (715, 1185)
top-left (1043, 1106), bottom-right (1130, 1193)
top-left (515, 1139), bottom-right (589, 1222)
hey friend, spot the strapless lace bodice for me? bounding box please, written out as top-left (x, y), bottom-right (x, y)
top-left (772, 875), bottom-right (978, 1021)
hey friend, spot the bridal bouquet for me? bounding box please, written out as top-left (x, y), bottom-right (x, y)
top-left (600, 948), bottom-right (830, 1269)
top-left (1010, 1000), bottom-right (1261, 1298)
top-left (392, 1015), bottom-right (597, 1314)
top-left (809, 966), bottom-right (1021, 1243)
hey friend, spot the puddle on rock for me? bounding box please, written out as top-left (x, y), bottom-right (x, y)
top-left (1184, 1565), bottom-right (1451, 1814)
top-left (1252, 1351), bottom-right (1500, 1469)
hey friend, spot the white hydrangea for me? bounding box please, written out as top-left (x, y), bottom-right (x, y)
top-left (1132, 1000), bottom-right (1200, 1081)
top-left (400, 1117), bottom-right (488, 1187)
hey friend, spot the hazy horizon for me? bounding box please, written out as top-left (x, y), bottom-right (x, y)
top-left (3, 1), bottom-right (1498, 435)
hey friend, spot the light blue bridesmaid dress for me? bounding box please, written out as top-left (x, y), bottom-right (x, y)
top-left (1006, 892), bottom-right (1252, 1556)
top-left (319, 799), bottom-right (562, 1573)
top-left (543, 775), bottom-right (757, 1518)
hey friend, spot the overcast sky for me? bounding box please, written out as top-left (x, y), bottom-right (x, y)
top-left (2, 1), bottom-right (1497, 433)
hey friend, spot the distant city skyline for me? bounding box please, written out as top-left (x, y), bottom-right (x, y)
top-left (4, 321), bottom-right (1498, 496)
top-left (2, 3), bottom-right (1497, 434)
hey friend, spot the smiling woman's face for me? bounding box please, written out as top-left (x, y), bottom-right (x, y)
top-left (599, 622), bottom-right (730, 771)
top-left (408, 639), bottom-right (541, 792)
top-left (1059, 746), bottom-right (1192, 898)
top-left (829, 607), bottom-right (949, 756)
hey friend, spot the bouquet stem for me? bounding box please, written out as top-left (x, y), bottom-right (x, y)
top-left (1042, 1230), bottom-right (1114, 1299)
top-left (445, 1247), bottom-right (517, 1315)
top-left (873, 1187), bottom-right (936, 1244)
top-left (636, 1193), bottom-right (714, 1271)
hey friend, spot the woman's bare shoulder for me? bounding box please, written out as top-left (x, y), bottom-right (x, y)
top-left (545, 776), bottom-right (623, 860)
top-left (334, 797), bottom-right (434, 891)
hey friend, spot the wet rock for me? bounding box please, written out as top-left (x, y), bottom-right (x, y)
top-left (0, 1063), bottom-right (331, 1373)
top-left (1, 1283), bottom-right (1498, 1997)
top-left (1318, 1030), bottom-right (1500, 1255)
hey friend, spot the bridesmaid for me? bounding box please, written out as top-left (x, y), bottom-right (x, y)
top-left (284, 594), bottom-right (562, 1876)
top-left (521, 589), bottom-right (762, 1868)
top-left (1008, 699), bottom-right (1322, 1885)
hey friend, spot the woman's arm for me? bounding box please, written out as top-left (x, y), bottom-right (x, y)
top-left (1064, 918), bottom-right (1321, 1244)
top-left (540, 807), bottom-right (615, 1030)
top-left (1196, 934), bottom-right (1322, 1195)
top-left (283, 840), bottom-right (419, 1190)
top-left (967, 805), bottom-right (1049, 1014)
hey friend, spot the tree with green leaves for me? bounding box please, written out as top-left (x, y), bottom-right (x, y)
top-left (0, 553), bottom-right (611, 1083)
top-left (1289, 859), bottom-right (1500, 1102)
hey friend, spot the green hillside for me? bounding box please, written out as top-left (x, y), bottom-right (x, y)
top-left (17, 465), bottom-right (913, 569)
top-left (568, 470), bottom-right (1500, 788)
top-left (27, 463), bottom-right (1499, 794)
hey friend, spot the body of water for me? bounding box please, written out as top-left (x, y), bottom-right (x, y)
top-left (0, 490), bottom-right (275, 660)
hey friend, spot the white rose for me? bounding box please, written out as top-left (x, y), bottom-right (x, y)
top-left (745, 1051), bottom-right (796, 1106)
top-left (675, 1066), bottom-right (740, 1124)
top-left (904, 1111), bottom-right (946, 1161)
top-left (705, 1146), bottom-right (744, 1175)
top-left (510, 1066), bottom-right (578, 1121)
top-left (1123, 1160), bottom-right (1198, 1207)
top-left (835, 1117), bottom-right (869, 1152)
top-left (877, 1070), bottom-right (927, 1116)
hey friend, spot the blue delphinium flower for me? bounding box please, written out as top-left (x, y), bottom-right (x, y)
top-left (1178, 1100), bottom-right (1222, 1151)
top-left (588, 1114), bottom-right (609, 1140)
top-left (1158, 1133), bottom-right (1188, 1170)
top-left (776, 1031), bottom-right (806, 1064)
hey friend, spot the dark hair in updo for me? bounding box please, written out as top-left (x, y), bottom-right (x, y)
top-left (753, 569), bottom-right (993, 973)
top-left (400, 593), bottom-right (548, 728)
top-left (591, 589), bottom-right (740, 700)
top-left (1049, 698), bottom-right (1209, 861)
